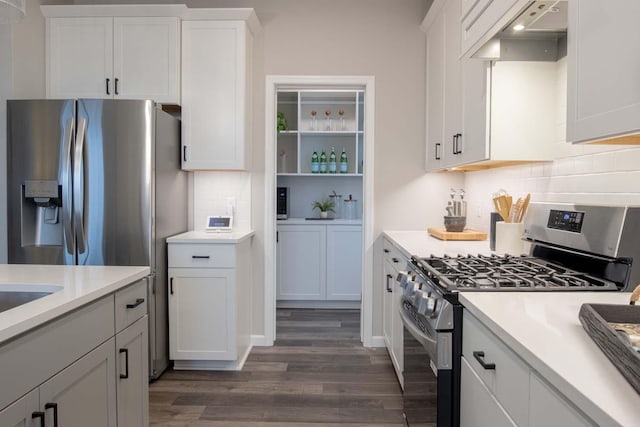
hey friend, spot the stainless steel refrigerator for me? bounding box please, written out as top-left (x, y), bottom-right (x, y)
top-left (7, 99), bottom-right (187, 380)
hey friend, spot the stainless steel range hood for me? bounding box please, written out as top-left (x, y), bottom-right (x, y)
top-left (474, 0), bottom-right (567, 61)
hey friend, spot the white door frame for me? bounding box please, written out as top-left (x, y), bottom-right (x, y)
top-left (263, 75), bottom-right (375, 346)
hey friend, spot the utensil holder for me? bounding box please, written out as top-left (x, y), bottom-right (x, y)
top-left (495, 222), bottom-right (527, 255)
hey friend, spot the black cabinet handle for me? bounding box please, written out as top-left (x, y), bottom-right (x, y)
top-left (183, 146), bottom-right (187, 162)
top-left (454, 133), bottom-right (463, 154)
top-left (119, 348), bottom-right (129, 379)
top-left (452, 134), bottom-right (457, 154)
top-left (126, 298), bottom-right (145, 309)
top-left (32, 412), bottom-right (45, 426)
top-left (383, 249), bottom-right (389, 253)
top-left (386, 274), bottom-right (393, 293)
top-left (114, 78), bottom-right (119, 95)
top-left (170, 277), bottom-right (174, 295)
top-left (472, 351), bottom-right (496, 370)
top-left (435, 142), bottom-right (441, 160)
top-left (45, 402), bottom-right (59, 427)
top-left (106, 78), bottom-right (110, 95)
top-left (192, 255), bottom-right (210, 259)
top-left (392, 257), bottom-right (399, 263)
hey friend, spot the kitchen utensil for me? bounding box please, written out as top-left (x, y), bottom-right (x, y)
top-left (493, 195), bottom-right (511, 222)
top-left (510, 197), bottom-right (523, 223)
top-left (517, 193), bottom-right (531, 223)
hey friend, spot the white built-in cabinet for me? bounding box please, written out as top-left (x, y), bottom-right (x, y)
top-left (460, 0), bottom-right (524, 58)
top-left (567, 0), bottom-right (640, 144)
top-left (167, 236), bottom-right (252, 370)
top-left (45, 14), bottom-right (180, 103)
top-left (460, 310), bottom-right (595, 427)
top-left (381, 237), bottom-right (406, 386)
top-left (277, 224), bottom-right (362, 302)
top-left (0, 279), bottom-right (148, 427)
top-left (422, 0), bottom-right (556, 171)
top-left (181, 20), bottom-right (253, 170)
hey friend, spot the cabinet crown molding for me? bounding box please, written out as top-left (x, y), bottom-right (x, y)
top-left (40, 4), bottom-right (261, 34)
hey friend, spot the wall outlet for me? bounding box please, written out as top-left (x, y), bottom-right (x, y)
top-left (225, 197), bottom-right (236, 216)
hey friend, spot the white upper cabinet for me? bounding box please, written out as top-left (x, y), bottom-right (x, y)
top-left (460, 0), bottom-right (524, 58)
top-left (47, 17), bottom-right (113, 100)
top-left (113, 17), bottom-right (180, 102)
top-left (181, 20), bottom-right (253, 170)
top-left (567, 0), bottom-right (640, 144)
top-left (45, 12), bottom-right (180, 103)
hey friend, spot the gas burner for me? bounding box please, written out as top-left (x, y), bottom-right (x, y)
top-left (412, 254), bottom-right (619, 291)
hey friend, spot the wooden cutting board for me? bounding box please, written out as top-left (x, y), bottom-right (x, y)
top-left (428, 228), bottom-right (488, 241)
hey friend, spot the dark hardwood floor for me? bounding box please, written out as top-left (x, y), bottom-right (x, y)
top-left (150, 309), bottom-right (405, 426)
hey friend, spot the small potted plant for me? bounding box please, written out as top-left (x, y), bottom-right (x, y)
top-left (312, 198), bottom-right (335, 219)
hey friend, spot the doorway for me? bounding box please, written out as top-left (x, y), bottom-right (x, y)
top-left (264, 75), bottom-right (375, 346)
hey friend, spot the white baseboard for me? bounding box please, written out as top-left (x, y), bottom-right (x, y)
top-left (173, 344), bottom-right (252, 371)
top-left (370, 335), bottom-right (386, 347)
top-left (276, 300), bottom-right (361, 309)
top-left (251, 334), bottom-right (273, 347)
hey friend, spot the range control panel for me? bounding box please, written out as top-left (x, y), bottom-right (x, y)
top-left (547, 209), bottom-right (584, 233)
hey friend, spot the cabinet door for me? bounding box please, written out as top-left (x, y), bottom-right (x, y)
top-left (529, 373), bottom-right (595, 427)
top-left (182, 20), bottom-right (251, 170)
top-left (326, 226), bottom-right (362, 300)
top-left (276, 225), bottom-right (326, 300)
top-left (382, 261), bottom-right (394, 350)
top-left (567, 0), bottom-right (640, 143)
top-left (113, 17), bottom-right (180, 104)
top-left (425, 5), bottom-right (447, 171)
top-left (47, 17), bottom-right (113, 99)
top-left (168, 268), bottom-right (236, 360)
top-left (443, 0), bottom-right (463, 165)
top-left (458, 59), bottom-right (490, 165)
top-left (460, 357), bottom-right (517, 427)
top-left (39, 339), bottom-right (117, 427)
top-left (0, 390), bottom-right (39, 427)
top-left (116, 316), bottom-right (149, 427)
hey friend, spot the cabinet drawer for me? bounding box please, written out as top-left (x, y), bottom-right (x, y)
top-left (168, 243), bottom-right (236, 268)
top-left (382, 238), bottom-right (407, 268)
top-left (462, 310), bottom-right (529, 426)
top-left (115, 278), bottom-right (148, 333)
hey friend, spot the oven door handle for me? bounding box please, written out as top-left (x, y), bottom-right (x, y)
top-left (399, 306), bottom-right (438, 356)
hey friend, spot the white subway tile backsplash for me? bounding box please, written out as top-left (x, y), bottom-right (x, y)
top-left (193, 171), bottom-right (252, 231)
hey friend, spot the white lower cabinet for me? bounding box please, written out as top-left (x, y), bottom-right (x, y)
top-left (167, 236), bottom-right (252, 370)
top-left (168, 269), bottom-right (235, 360)
top-left (40, 339), bottom-right (117, 427)
top-left (116, 316), bottom-right (149, 427)
top-left (0, 279), bottom-right (148, 427)
top-left (460, 357), bottom-right (516, 427)
top-left (276, 224), bottom-right (362, 302)
top-left (0, 389), bottom-right (39, 427)
top-left (381, 237), bottom-right (407, 386)
top-left (461, 310), bottom-right (596, 427)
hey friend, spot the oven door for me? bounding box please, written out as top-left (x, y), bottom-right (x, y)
top-left (400, 304), bottom-right (454, 427)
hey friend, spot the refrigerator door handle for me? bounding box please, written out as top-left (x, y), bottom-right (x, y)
top-left (74, 118), bottom-right (88, 254)
top-left (62, 117), bottom-right (75, 255)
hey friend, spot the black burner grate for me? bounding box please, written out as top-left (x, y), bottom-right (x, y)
top-left (413, 254), bottom-right (619, 291)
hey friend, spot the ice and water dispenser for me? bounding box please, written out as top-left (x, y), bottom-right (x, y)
top-left (21, 180), bottom-right (63, 247)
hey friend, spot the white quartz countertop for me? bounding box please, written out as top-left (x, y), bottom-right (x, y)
top-left (461, 292), bottom-right (640, 427)
top-left (0, 264), bottom-right (149, 344)
top-left (383, 230), bottom-right (493, 258)
top-left (167, 230), bottom-right (255, 244)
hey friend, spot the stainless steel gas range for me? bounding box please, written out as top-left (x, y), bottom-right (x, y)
top-left (398, 203), bottom-right (640, 427)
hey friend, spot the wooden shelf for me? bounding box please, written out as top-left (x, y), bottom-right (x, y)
top-left (277, 173), bottom-right (362, 177)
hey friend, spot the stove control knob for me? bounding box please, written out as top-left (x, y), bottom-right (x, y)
top-left (396, 271), bottom-right (410, 287)
top-left (403, 280), bottom-right (418, 298)
top-left (424, 297), bottom-right (437, 316)
top-left (415, 290), bottom-right (429, 314)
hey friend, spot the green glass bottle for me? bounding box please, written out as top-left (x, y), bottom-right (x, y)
top-left (311, 151), bottom-right (319, 173)
top-left (329, 147), bottom-right (337, 173)
top-left (319, 150), bottom-right (327, 173)
top-left (339, 148), bottom-right (348, 173)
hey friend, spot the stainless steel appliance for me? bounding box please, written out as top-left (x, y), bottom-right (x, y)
top-left (7, 99), bottom-right (187, 380)
top-left (398, 202), bottom-right (638, 426)
top-left (277, 186), bottom-right (288, 220)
